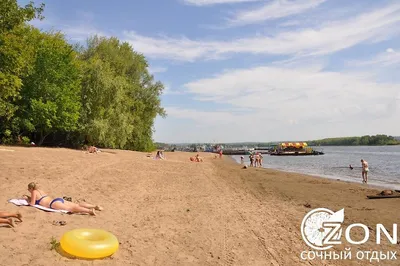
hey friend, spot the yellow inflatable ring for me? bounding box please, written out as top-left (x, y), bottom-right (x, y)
top-left (60, 228), bottom-right (119, 259)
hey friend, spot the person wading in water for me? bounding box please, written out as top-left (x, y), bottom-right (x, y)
top-left (361, 159), bottom-right (369, 184)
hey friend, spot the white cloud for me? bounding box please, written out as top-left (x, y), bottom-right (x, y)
top-left (124, 4), bottom-right (400, 61)
top-left (182, 0), bottom-right (262, 6)
top-left (165, 106), bottom-right (238, 124)
top-left (62, 25), bottom-right (107, 41)
top-left (155, 65), bottom-right (400, 142)
top-left (148, 66), bottom-right (168, 74)
top-left (279, 20), bottom-right (302, 27)
top-left (183, 65), bottom-right (398, 122)
top-left (29, 14), bottom-right (107, 42)
top-left (227, 0), bottom-right (326, 26)
top-left (163, 85), bottom-right (186, 95)
top-left (124, 31), bottom-right (212, 62)
top-left (349, 48), bottom-right (400, 67)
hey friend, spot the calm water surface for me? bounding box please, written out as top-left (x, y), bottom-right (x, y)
top-left (232, 146), bottom-right (400, 190)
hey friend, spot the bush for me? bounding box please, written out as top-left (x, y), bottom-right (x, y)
top-left (21, 136), bottom-right (30, 145)
top-left (1, 129), bottom-right (13, 144)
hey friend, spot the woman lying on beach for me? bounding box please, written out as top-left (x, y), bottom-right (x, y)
top-left (25, 182), bottom-right (103, 216)
top-left (0, 211), bottom-right (22, 227)
top-left (87, 145), bottom-right (99, 154)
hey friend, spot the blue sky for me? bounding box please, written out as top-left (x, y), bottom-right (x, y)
top-left (23, 0), bottom-right (400, 143)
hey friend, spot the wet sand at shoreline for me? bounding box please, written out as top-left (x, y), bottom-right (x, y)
top-left (0, 147), bottom-right (399, 265)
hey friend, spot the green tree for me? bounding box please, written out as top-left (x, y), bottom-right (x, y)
top-left (307, 134), bottom-right (399, 146)
top-left (0, 2), bottom-right (165, 149)
top-left (80, 36), bottom-right (165, 151)
top-left (0, 0), bottom-right (44, 141)
top-left (359, 135), bottom-right (370, 145)
top-left (17, 30), bottom-right (81, 145)
top-left (0, 0), bottom-right (44, 33)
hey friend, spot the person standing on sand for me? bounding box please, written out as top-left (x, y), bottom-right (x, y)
top-left (361, 159), bottom-right (369, 184)
top-left (0, 211), bottom-right (22, 227)
top-left (240, 156), bottom-right (244, 164)
top-left (259, 153), bottom-right (263, 167)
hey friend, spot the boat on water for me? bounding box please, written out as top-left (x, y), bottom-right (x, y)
top-left (270, 142), bottom-right (324, 156)
top-left (219, 149), bottom-right (249, 155)
top-left (219, 148), bottom-right (272, 155)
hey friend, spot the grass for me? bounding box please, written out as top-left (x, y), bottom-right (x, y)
top-left (50, 236), bottom-right (60, 251)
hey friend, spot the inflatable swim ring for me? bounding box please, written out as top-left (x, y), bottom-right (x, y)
top-left (60, 228), bottom-right (119, 259)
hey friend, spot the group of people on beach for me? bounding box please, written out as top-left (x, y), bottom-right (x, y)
top-left (240, 152), bottom-right (370, 185)
top-left (245, 152), bottom-right (263, 167)
top-left (1, 182), bottom-right (103, 228)
top-left (239, 152), bottom-right (263, 167)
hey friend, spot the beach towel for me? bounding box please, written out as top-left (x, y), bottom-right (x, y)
top-left (8, 199), bottom-right (70, 214)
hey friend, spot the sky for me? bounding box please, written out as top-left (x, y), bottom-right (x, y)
top-left (22, 0), bottom-right (400, 143)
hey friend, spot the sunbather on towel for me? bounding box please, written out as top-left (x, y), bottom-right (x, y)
top-left (0, 211), bottom-right (22, 227)
top-left (85, 145), bottom-right (99, 154)
top-left (25, 182), bottom-right (103, 216)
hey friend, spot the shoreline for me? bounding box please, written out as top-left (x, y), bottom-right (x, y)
top-left (213, 156), bottom-right (400, 265)
top-left (229, 155), bottom-right (400, 191)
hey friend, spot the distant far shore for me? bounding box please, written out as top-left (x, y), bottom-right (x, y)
top-left (156, 134), bottom-right (400, 148)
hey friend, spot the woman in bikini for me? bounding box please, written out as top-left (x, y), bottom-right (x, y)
top-left (25, 182), bottom-right (102, 216)
top-left (255, 153), bottom-right (260, 167)
top-left (249, 154), bottom-right (254, 167)
top-left (0, 211), bottom-right (22, 227)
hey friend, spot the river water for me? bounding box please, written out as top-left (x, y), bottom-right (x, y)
top-left (231, 146), bottom-right (400, 190)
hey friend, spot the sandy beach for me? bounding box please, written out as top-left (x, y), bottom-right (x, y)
top-left (1, 147), bottom-right (399, 265)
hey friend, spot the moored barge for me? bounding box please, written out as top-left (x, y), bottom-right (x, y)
top-left (270, 142), bottom-right (324, 156)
